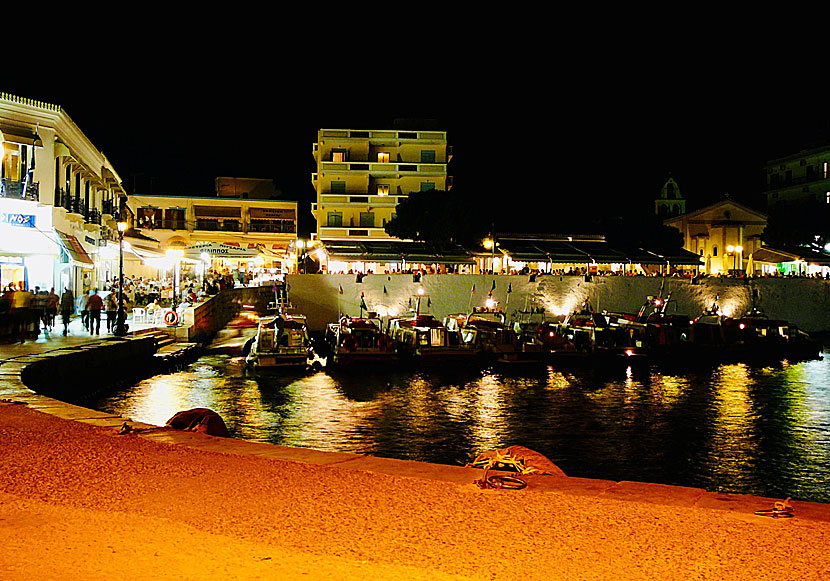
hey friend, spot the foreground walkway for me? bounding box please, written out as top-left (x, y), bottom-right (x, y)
top-left (2, 339), bottom-right (830, 579)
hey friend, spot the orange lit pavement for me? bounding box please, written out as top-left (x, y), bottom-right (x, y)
top-left (2, 338), bottom-right (830, 580)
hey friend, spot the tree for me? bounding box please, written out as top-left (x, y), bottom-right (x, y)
top-left (763, 202), bottom-right (830, 249)
top-left (384, 189), bottom-right (489, 248)
top-left (602, 212), bottom-right (685, 253)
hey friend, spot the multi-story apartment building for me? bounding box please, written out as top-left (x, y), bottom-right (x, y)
top-left (0, 92), bottom-right (127, 296)
top-left (310, 128), bottom-right (452, 243)
top-left (126, 186), bottom-right (298, 278)
top-left (763, 145), bottom-right (830, 209)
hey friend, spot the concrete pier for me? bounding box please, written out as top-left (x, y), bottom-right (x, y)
top-left (2, 331), bottom-right (830, 579)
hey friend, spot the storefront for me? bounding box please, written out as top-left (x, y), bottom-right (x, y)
top-left (0, 198), bottom-right (60, 291)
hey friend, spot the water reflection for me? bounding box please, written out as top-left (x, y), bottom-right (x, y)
top-left (90, 352), bottom-right (830, 503)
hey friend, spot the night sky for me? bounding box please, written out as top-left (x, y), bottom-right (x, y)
top-left (7, 63), bottom-right (830, 237)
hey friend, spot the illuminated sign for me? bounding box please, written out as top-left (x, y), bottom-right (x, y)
top-left (0, 213), bottom-right (35, 228)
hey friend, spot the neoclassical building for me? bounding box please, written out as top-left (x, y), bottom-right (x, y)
top-left (0, 92), bottom-right (127, 295)
top-left (664, 197), bottom-right (767, 275)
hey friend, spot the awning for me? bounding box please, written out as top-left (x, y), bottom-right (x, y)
top-left (322, 240), bottom-right (475, 264)
top-left (194, 205), bottom-right (241, 218)
top-left (183, 241), bottom-right (260, 258)
top-left (752, 246), bottom-right (830, 266)
top-left (56, 231), bottom-right (94, 267)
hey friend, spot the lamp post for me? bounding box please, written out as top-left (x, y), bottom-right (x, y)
top-left (296, 239), bottom-right (305, 273)
top-left (166, 248), bottom-right (184, 316)
top-left (483, 236), bottom-right (495, 274)
top-left (726, 244), bottom-right (743, 275)
top-left (113, 220), bottom-right (128, 336)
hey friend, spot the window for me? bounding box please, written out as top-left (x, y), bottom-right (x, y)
top-left (421, 150), bottom-right (436, 163)
top-left (359, 212), bottom-right (375, 228)
top-left (330, 181), bottom-right (346, 193)
top-left (713, 246), bottom-right (718, 257)
top-left (377, 152), bottom-right (390, 163)
top-left (377, 184), bottom-right (389, 195)
top-left (420, 182), bottom-right (435, 192)
top-left (331, 149), bottom-right (347, 162)
top-left (826, 192), bottom-right (830, 204)
top-left (327, 212), bottom-right (342, 227)
top-left (164, 208), bottom-right (186, 230)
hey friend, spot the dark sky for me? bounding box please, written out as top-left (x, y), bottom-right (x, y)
top-left (7, 60), bottom-right (830, 237)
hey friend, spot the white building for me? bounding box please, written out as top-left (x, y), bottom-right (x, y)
top-left (0, 92), bottom-right (128, 296)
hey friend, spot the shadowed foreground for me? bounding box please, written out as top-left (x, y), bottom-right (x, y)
top-left (1, 402), bottom-right (829, 580)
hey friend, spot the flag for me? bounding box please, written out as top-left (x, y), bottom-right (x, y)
top-left (360, 291), bottom-right (367, 311)
top-left (427, 297), bottom-right (432, 308)
top-left (338, 284), bottom-right (343, 295)
top-left (470, 283), bottom-right (476, 294)
top-left (507, 282), bottom-right (512, 293)
top-left (491, 280), bottom-right (496, 291)
top-left (383, 285), bottom-right (388, 295)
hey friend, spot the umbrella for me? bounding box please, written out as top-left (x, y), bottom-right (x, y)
top-left (746, 253), bottom-right (755, 276)
top-left (705, 254), bottom-right (712, 275)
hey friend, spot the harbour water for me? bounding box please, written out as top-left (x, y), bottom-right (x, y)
top-left (90, 349), bottom-right (830, 503)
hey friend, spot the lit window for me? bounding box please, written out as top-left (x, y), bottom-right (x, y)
top-left (332, 149), bottom-right (347, 162)
top-left (826, 191), bottom-right (830, 204)
top-left (377, 152), bottom-right (389, 163)
top-left (377, 185), bottom-right (389, 196)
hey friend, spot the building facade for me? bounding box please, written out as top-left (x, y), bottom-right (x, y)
top-left (125, 192), bottom-right (298, 279)
top-left (310, 128), bottom-right (452, 243)
top-left (763, 145), bottom-right (830, 209)
top-left (0, 92), bottom-right (127, 296)
top-left (664, 198), bottom-right (767, 275)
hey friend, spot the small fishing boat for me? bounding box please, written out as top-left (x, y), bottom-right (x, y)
top-left (388, 313), bottom-right (480, 364)
top-left (245, 312), bottom-right (312, 370)
top-left (325, 314), bottom-right (397, 366)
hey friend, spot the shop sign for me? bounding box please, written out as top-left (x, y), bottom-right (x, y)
top-left (184, 242), bottom-right (259, 257)
top-left (0, 212), bottom-right (35, 228)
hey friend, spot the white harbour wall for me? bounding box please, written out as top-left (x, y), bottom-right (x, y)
top-left (285, 274), bottom-right (830, 334)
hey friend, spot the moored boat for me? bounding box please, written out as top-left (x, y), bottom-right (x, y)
top-left (387, 313), bottom-right (480, 364)
top-left (245, 312), bottom-right (312, 370)
top-left (325, 314), bottom-right (397, 366)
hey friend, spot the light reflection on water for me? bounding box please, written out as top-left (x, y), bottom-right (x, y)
top-left (91, 352), bottom-right (830, 503)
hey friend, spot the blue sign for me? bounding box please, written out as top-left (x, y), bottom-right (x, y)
top-left (0, 213), bottom-right (36, 228)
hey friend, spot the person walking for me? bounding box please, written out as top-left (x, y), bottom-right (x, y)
top-left (60, 287), bottom-right (74, 336)
top-left (86, 289), bottom-right (104, 336)
top-left (105, 291), bottom-right (117, 333)
top-left (30, 287), bottom-right (48, 338)
top-left (11, 285), bottom-right (33, 343)
top-left (45, 288), bottom-right (59, 333)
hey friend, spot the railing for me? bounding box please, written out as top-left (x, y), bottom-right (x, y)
top-left (764, 173), bottom-right (830, 191)
top-left (0, 178), bottom-right (39, 202)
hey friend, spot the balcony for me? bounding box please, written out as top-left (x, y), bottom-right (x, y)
top-left (764, 173), bottom-right (830, 192)
top-left (320, 161), bottom-right (447, 176)
top-left (0, 178), bottom-right (39, 202)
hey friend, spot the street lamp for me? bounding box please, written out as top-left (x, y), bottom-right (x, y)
top-left (726, 245), bottom-right (743, 275)
top-left (483, 237), bottom-right (496, 274)
top-left (113, 220), bottom-right (128, 336)
top-left (166, 248), bottom-right (184, 315)
top-left (296, 239), bottom-right (305, 273)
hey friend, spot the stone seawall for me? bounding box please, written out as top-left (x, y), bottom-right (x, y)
top-left (20, 336), bottom-right (157, 399)
top-left (285, 274), bottom-right (830, 333)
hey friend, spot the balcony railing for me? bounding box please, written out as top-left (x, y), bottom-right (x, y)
top-left (764, 173), bottom-right (830, 191)
top-left (0, 178), bottom-right (39, 202)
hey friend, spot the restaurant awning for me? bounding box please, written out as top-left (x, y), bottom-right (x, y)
top-left (55, 231), bottom-right (94, 267)
top-left (322, 240), bottom-right (475, 264)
